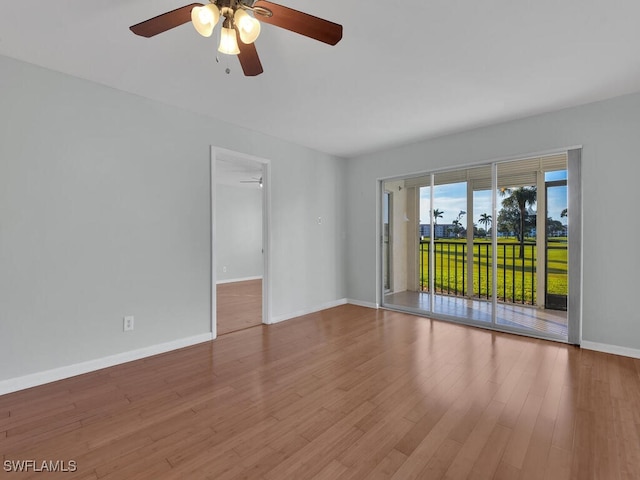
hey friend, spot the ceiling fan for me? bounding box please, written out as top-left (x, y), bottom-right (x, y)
top-left (130, 0), bottom-right (343, 76)
top-left (240, 176), bottom-right (263, 187)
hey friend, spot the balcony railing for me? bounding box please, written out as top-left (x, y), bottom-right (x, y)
top-left (419, 240), bottom-right (538, 305)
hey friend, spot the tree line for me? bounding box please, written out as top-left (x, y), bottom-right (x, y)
top-left (430, 186), bottom-right (566, 259)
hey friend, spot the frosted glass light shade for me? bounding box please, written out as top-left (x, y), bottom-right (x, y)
top-left (218, 26), bottom-right (240, 54)
top-left (191, 4), bottom-right (220, 37)
top-left (234, 9), bottom-right (261, 44)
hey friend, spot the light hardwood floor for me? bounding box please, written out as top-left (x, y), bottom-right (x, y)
top-left (217, 279), bottom-right (262, 335)
top-left (1, 305), bottom-right (639, 479)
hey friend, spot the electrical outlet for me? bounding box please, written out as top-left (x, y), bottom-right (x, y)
top-left (123, 316), bottom-right (134, 332)
top-left (223, 266), bottom-right (227, 273)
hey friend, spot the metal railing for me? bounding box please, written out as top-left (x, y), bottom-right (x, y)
top-left (419, 240), bottom-right (537, 304)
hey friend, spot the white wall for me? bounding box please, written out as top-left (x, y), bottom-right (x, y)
top-left (0, 55), bottom-right (347, 384)
top-left (269, 148), bottom-right (347, 318)
top-left (216, 184), bottom-right (263, 282)
top-left (346, 92), bottom-right (640, 352)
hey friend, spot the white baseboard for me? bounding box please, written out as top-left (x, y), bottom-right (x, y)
top-left (269, 298), bottom-right (348, 324)
top-left (216, 276), bottom-right (263, 285)
top-left (347, 299), bottom-right (379, 309)
top-left (581, 341), bottom-right (640, 359)
top-left (0, 333), bottom-right (214, 396)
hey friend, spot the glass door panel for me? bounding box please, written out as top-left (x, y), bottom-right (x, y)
top-left (495, 161), bottom-right (538, 330)
top-left (382, 178), bottom-right (427, 311)
top-left (494, 160), bottom-right (568, 340)
top-left (431, 176), bottom-right (472, 318)
top-left (418, 184), bottom-right (431, 296)
top-left (545, 175), bottom-right (568, 311)
top-left (468, 186), bottom-right (493, 323)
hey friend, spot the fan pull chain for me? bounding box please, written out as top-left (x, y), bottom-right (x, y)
top-left (225, 47), bottom-right (231, 74)
top-left (214, 54), bottom-right (231, 74)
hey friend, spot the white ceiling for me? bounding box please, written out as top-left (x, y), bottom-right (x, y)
top-left (2, 1), bottom-right (640, 158)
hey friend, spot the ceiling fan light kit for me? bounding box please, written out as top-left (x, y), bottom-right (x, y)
top-left (234, 9), bottom-right (261, 44)
top-left (219, 19), bottom-right (241, 54)
top-left (191, 4), bottom-right (219, 37)
top-left (130, 0), bottom-right (343, 76)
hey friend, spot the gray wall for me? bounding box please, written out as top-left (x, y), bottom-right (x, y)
top-left (0, 55), bottom-right (347, 381)
top-left (346, 92), bottom-right (640, 351)
top-left (3, 51), bottom-right (638, 384)
top-left (216, 184), bottom-right (263, 282)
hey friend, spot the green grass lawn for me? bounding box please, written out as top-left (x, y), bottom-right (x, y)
top-left (419, 237), bottom-right (568, 304)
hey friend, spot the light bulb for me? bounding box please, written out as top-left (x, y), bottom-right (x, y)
top-left (218, 26), bottom-right (240, 55)
top-left (191, 4), bottom-right (220, 37)
top-left (234, 9), bottom-right (261, 44)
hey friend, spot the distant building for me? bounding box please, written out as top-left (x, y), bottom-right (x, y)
top-left (549, 225), bottom-right (568, 237)
top-left (420, 224), bottom-right (466, 239)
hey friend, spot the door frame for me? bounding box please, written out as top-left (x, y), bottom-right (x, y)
top-left (382, 190), bottom-right (393, 293)
top-left (210, 146), bottom-right (272, 338)
top-left (377, 147), bottom-right (582, 345)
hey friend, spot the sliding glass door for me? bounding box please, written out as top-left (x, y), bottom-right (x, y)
top-left (381, 152), bottom-right (578, 343)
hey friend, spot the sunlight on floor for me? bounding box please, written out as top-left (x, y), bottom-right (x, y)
top-left (383, 291), bottom-right (567, 339)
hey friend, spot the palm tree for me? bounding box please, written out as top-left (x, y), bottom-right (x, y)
top-left (433, 208), bottom-right (443, 239)
top-left (452, 210), bottom-right (466, 238)
top-left (451, 219), bottom-right (462, 238)
top-left (479, 213), bottom-right (492, 235)
top-left (500, 187), bottom-right (536, 258)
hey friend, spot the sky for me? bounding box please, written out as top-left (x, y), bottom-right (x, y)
top-left (418, 170), bottom-right (568, 227)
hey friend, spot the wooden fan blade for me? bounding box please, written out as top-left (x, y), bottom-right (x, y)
top-left (237, 31), bottom-right (264, 76)
top-left (130, 3), bottom-right (203, 38)
top-left (253, 1), bottom-right (342, 46)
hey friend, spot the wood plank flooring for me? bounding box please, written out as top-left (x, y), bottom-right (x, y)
top-left (1, 304), bottom-right (639, 479)
top-left (216, 279), bottom-right (262, 335)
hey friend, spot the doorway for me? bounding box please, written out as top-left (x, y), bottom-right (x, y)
top-left (212, 148), bottom-right (270, 336)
